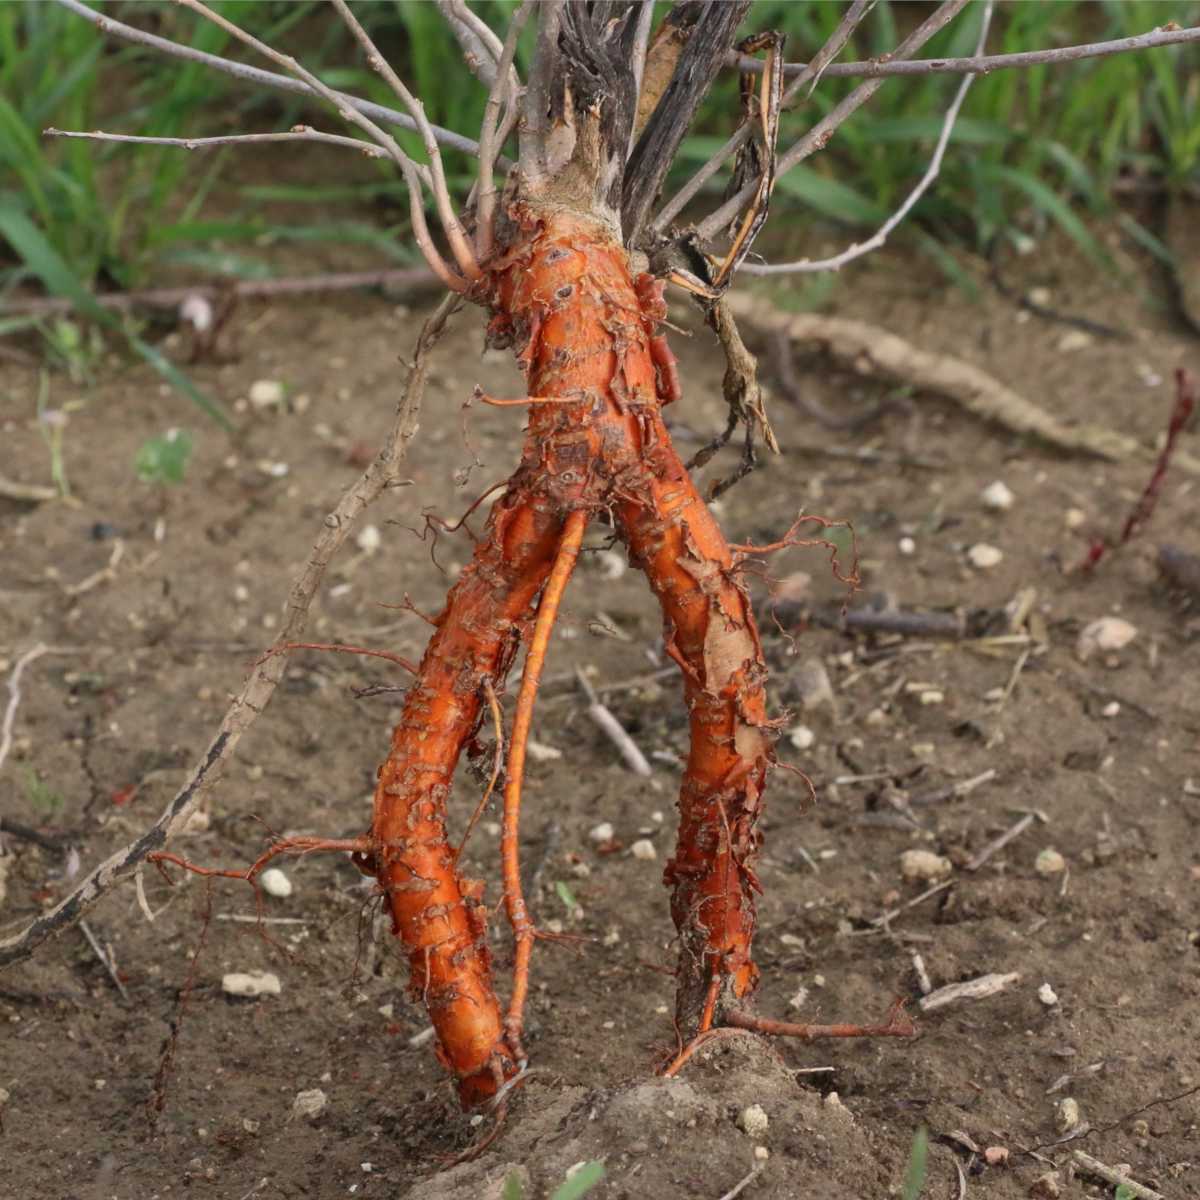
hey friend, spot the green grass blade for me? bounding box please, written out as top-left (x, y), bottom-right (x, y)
top-left (129, 334), bottom-right (233, 432)
top-left (550, 1162), bottom-right (605, 1200)
top-left (901, 1128), bottom-right (928, 1200)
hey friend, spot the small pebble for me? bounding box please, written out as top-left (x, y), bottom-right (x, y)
top-left (980, 480), bottom-right (1014, 511)
top-left (1035, 848), bottom-right (1066, 876)
top-left (794, 657), bottom-right (835, 710)
top-left (788, 725), bottom-right (815, 750)
top-left (984, 1145), bottom-right (1010, 1166)
top-left (1054, 1096), bottom-right (1080, 1133)
top-left (596, 550), bottom-right (627, 580)
top-left (248, 379), bottom-right (285, 408)
top-left (259, 868), bottom-right (293, 898)
top-left (898, 536), bottom-right (916, 556)
top-left (355, 525), bottom-right (382, 554)
top-left (630, 839), bottom-right (657, 861)
top-left (1102, 700), bottom-right (1121, 718)
top-left (918, 690), bottom-right (944, 706)
top-left (526, 740), bottom-right (562, 762)
top-left (222, 970), bottom-right (282, 997)
top-left (899, 849), bottom-right (952, 883)
top-left (1029, 1170), bottom-right (1061, 1198)
top-left (1064, 507), bottom-right (1087, 530)
top-left (1077, 616), bottom-right (1137, 662)
top-left (588, 822), bottom-right (615, 843)
top-left (1057, 330), bottom-right (1094, 353)
top-left (967, 543), bottom-right (1003, 569)
top-left (290, 1088), bottom-right (327, 1121)
top-left (754, 1146), bottom-right (770, 1162)
top-left (1038, 982), bottom-right (1059, 1007)
top-left (737, 1104), bottom-right (769, 1138)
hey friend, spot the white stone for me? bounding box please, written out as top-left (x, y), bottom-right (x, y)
top-left (1057, 330), bottom-right (1094, 353)
top-left (967, 543), bottom-right (1003, 569)
top-left (980, 480), bottom-right (1014, 511)
top-left (526, 740), bottom-right (562, 762)
top-left (1055, 1097), bottom-right (1080, 1133)
top-left (918, 690), bottom-right (945, 706)
top-left (1076, 616), bottom-right (1137, 662)
top-left (1102, 701), bottom-right (1121, 718)
top-left (259, 868), bottom-right (293, 898)
top-left (222, 970), bottom-right (282, 997)
top-left (898, 536), bottom-right (916, 556)
top-left (737, 1104), bottom-right (769, 1138)
top-left (1064, 507), bottom-right (1087, 530)
top-left (1035, 848), bottom-right (1066, 876)
top-left (355, 524), bottom-right (382, 554)
top-left (588, 822), bottom-right (615, 843)
top-left (290, 1088), bottom-right (327, 1121)
top-left (788, 725), bottom-right (815, 751)
top-left (1038, 982), bottom-right (1059, 1007)
top-left (630, 839), bottom-right (657, 861)
top-left (596, 550), bottom-right (627, 580)
top-left (900, 849), bottom-right (953, 883)
top-left (249, 379), bottom-right (285, 408)
top-left (754, 1145), bottom-right (770, 1162)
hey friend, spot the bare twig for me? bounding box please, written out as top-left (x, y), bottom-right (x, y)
top-left (44, 125), bottom-right (389, 159)
top-left (654, 0), bottom-right (874, 231)
top-left (330, 0), bottom-right (480, 282)
top-left (1071, 1151), bottom-right (1163, 1200)
top-left (574, 668), bottom-right (652, 777)
top-left (696, 0), bottom-right (972, 242)
top-left (78, 919), bottom-right (130, 1002)
top-left (476, 0), bottom-right (534, 260)
top-left (716, 1165), bottom-right (765, 1200)
top-left (867, 879), bottom-right (953, 929)
top-left (0, 294), bottom-right (460, 970)
top-left (1, 267), bottom-right (438, 320)
top-left (0, 474), bottom-right (58, 502)
top-left (173, 0), bottom-right (464, 291)
top-left (918, 971), bottom-right (1020, 1012)
top-left (734, 21), bottom-right (1200, 81)
top-left (744, 1), bottom-right (995, 275)
top-left (437, 0), bottom-right (504, 87)
top-left (964, 813), bottom-right (1034, 872)
top-left (1, 644), bottom-right (54, 778)
top-left (1081, 369), bottom-right (1196, 571)
top-left (51, 0), bottom-right (492, 163)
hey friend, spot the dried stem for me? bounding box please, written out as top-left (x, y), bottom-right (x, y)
top-left (733, 20), bottom-right (1200, 81)
top-left (455, 680), bottom-right (505, 863)
top-left (44, 125), bottom-right (389, 159)
top-left (502, 509), bottom-right (587, 1062)
top-left (51, 0), bottom-right (491, 162)
top-left (476, 0), bottom-right (534, 260)
top-left (654, 0), bottom-right (874, 232)
top-left (1, 267), bottom-right (438, 320)
top-left (0, 293), bottom-right (460, 970)
top-left (695, 0), bottom-right (972, 243)
top-left (744, 0), bottom-right (995, 275)
top-left (173, 0), bottom-right (466, 291)
top-left (1, 644), bottom-right (56, 779)
top-left (436, 0), bottom-right (503, 87)
top-left (330, 0), bottom-right (480, 282)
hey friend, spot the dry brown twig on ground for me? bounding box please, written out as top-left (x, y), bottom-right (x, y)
top-left (6, 0), bottom-right (1198, 1115)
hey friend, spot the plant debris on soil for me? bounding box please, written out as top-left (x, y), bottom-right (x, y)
top-left (1, 232), bottom-right (1199, 1199)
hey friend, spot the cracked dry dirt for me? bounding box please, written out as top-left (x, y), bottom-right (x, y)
top-left (2, 240), bottom-right (1199, 1199)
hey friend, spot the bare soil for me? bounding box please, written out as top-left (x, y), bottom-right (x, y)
top-left (2, 236), bottom-right (1199, 1200)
